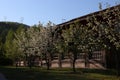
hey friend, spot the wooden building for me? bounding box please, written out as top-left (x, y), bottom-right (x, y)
top-left (53, 4), bottom-right (120, 69)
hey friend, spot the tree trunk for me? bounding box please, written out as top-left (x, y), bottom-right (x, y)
top-left (46, 61), bottom-right (50, 70)
top-left (15, 61), bottom-right (18, 68)
top-left (25, 54), bottom-right (28, 67)
top-left (45, 53), bottom-right (51, 70)
top-left (58, 53), bottom-right (62, 68)
top-left (28, 59), bottom-right (32, 69)
top-left (72, 59), bottom-right (76, 72)
top-left (84, 53), bottom-right (89, 68)
top-left (40, 58), bottom-right (43, 68)
top-left (115, 51), bottom-right (120, 76)
top-left (15, 58), bottom-right (19, 68)
top-left (28, 55), bottom-right (33, 69)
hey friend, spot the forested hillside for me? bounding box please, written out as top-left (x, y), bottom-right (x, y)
top-left (0, 22), bottom-right (29, 42)
top-left (0, 22), bottom-right (29, 65)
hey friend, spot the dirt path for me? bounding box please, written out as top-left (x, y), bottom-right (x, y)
top-left (0, 73), bottom-right (7, 80)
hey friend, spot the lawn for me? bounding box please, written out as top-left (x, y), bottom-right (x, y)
top-left (0, 66), bottom-right (120, 80)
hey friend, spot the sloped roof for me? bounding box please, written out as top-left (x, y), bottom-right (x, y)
top-left (57, 4), bottom-right (120, 27)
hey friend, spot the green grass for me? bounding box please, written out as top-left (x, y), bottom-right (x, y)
top-left (0, 66), bottom-right (120, 80)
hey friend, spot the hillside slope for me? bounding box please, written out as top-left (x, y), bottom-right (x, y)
top-left (0, 22), bottom-right (29, 43)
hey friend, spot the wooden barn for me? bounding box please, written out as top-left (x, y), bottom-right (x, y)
top-left (53, 4), bottom-right (120, 69)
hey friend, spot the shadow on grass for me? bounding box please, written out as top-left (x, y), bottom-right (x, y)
top-left (0, 67), bottom-right (85, 80)
top-left (0, 66), bottom-right (119, 80)
top-left (79, 68), bottom-right (117, 76)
